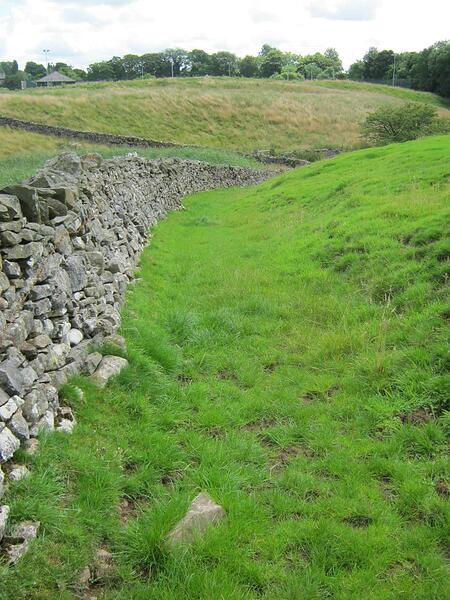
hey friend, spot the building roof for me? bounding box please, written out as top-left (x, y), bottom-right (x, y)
top-left (37, 70), bottom-right (75, 83)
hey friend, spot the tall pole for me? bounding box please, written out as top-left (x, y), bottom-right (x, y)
top-left (43, 49), bottom-right (50, 74)
top-left (170, 58), bottom-right (174, 78)
top-left (392, 54), bottom-right (396, 87)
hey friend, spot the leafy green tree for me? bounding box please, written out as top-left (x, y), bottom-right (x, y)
top-left (121, 54), bottom-right (143, 79)
top-left (87, 61), bottom-right (115, 81)
top-left (324, 48), bottom-right (343, 72)
top-left (362, 103), bottom-right (438, 144)
top-left (260, 49), bottom-right (284, 78)
top-left (0, 60), bottom-right (19, 76)
top-left (72, 68), bottom-right (87, 80)
top-left (411, 41), bottom-right (450, 97)
top-left (259, 44), bottom-right (276, 57)
top-left (163, 49), bottom-right (190, 76)
top-left (433, 42), bottom-right (450, 97)
top-left (24, 61), bottom-right (46, 79)
top-left (239, 55), bottom-right (259, 78)
top-left (301, 62), bottom-right (323, 80)
top-left (105, 56), bottom-right (125, 80)
top-left (188, 49), bottom-right (212, 76)
top-left (348, 60), bottom-right (365, 80)
top-left (4, 70), bottom-right (28, 89)
top-left (362, 47), bottom-right (394, 79)
top-left (141, 53), bottom-right (169, 77)
top-left (210, 52), bottom-right (239, 76)
top-left (271, 65), bottom-right (304, 80)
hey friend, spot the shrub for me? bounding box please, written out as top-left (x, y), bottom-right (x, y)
top-left (362, 102), bottom-right (438, 145)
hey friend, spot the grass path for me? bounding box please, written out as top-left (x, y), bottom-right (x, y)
top-left (1, 136), bottom-right (449, 599)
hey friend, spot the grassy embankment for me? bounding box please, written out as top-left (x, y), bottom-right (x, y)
top-left (1, 135), bottom-right (448, 599)
top-left (0, 77), bottom-right (448, 153)
top-left (0, 128), bottom-right (262, 189)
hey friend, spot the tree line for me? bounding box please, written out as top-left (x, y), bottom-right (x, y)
top-left (1, 40), bottom-right (448, 97)
top-left (348, 41), bottom-right (450, 97)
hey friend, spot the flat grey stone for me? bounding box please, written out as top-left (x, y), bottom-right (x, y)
top-left (9, 410), bottom-right (30, 441)
top-left (0, 193), bottom-right (22, 221)
top-left (91, 355), bottom-right (128, 388)
top-left (6, 241), bottom-right (44, 261)
top-left (0, 396), bottom-right (20, 421)
top-left (0, 388), bottom-right (9, 407)
top-left (0, 427), bottom-right (20, 463)
top-left (0, 359), bottom-right (25, 396)
top-left (166, 492), bottom-right (225, 547)
top-left (1, 185), bottom-right (42, 222)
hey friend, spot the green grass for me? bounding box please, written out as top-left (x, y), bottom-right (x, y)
top-left (1, 77), bottom-right (448, 152)
top-left (0, 128), bottom-right (262, 188)
top-left (1, 135), bottom-right (449, 599)
top-left (313, 80), bottom-right (450, 106)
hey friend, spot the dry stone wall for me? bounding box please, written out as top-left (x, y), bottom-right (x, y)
top-left (0, 116), bottom-right (178, 148)
top-left (0, 152), bottom-right (270, 469)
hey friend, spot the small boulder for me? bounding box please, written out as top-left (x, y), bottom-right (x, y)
top-left (91, 356), bottom-right (128, 389)
top-left (68, 328), bottom-right (83, 346)
top-left (3, 520), bottom-right (40, 564)
top-left (8, 465), bottom-right (30, 482)
top-left (166, 492), bottom-right (225, 547)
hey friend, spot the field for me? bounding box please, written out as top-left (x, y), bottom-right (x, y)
top-left (1, 135), bottom-right (449, 599)
top-left (0, 77), bottom-right (448, 152)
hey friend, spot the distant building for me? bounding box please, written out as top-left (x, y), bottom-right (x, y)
top-left (0, 69), bottom-right (5, 86)
top-left (36, 70), bottom-right (76, 87)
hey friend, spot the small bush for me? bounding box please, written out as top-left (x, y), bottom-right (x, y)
top-left (362, 102), bottom-right (438, 145)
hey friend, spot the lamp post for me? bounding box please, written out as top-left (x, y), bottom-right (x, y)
top-left (43, 49), bottom-right (50, 74)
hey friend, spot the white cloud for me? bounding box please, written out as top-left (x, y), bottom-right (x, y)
top-left (0, 0), bottom-right (448, 70)
top-left (309, 0), bottom-right (380, 21)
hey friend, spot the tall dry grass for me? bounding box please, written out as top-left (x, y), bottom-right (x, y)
top-left (0, 78), bottom-right (448, 151)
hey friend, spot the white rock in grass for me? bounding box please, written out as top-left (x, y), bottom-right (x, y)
top-left (0, 504), bottom-right (10, 541)
top-left (91, 355), bottom-right (128, 388)
top-left (4, 520), bottom-right (40, 564)
top-left (0, 427), bottom-right (20, 463)
top-left (23, 438), bottom-right (39, 456)
top-left (57, 419), bottom-right (75, 434)
top-left (8, 465), bottom-right (30, 482)
top-left (166, 492), bottom-right (225, 547)
top-left (0, 467), bottom-right (5, 499)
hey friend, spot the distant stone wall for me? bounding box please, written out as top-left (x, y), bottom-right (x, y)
top-left (0, 152), bottom-right (270, 468)
top-left (0, 116), bottom-right (178, 148)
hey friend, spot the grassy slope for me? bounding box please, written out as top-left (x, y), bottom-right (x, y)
top-left (1, 135), bottom-right (448, 599)
top-left (0, 129), bottom-right (262, 188)
top-left (0, 78), bottom-right (448, 152)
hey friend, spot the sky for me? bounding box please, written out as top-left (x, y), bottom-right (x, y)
top-left (0, 0), bottom-right (448, 70)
